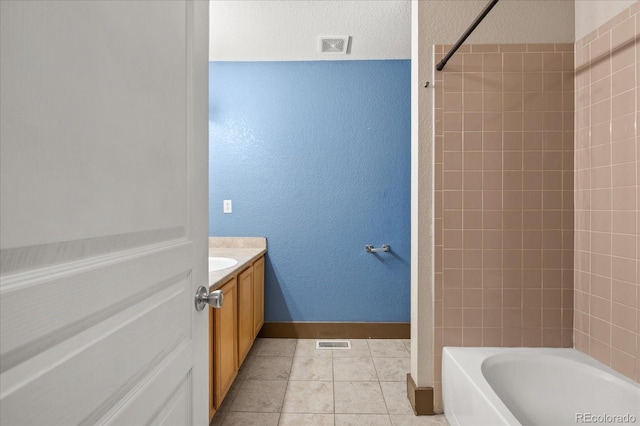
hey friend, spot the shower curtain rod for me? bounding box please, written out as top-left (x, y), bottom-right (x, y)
top-left (436, 0), bottom-right (500, 71)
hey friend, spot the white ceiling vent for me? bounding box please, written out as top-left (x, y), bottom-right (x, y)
top-left (319, 36), bottom-right (350, 54)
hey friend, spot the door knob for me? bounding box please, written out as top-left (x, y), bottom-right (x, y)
top-left (195, 286), bottom-right (224, 311)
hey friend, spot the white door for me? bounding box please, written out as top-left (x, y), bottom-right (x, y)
top-left (0, 1), bottom-right (209, 424)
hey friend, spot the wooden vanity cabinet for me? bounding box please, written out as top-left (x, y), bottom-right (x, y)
top-left (252, 256), bottom-right (264, 338)
top-left (210, 277), bottom-right (238, 421)
top-left (237, 265), bottom-right (254, 365)
top-left (237, 256), bottom-right (266, 365)
top-left (209, 255), bottom-right (265, 420)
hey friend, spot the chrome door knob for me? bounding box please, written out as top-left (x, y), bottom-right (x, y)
top-left (195, 286), bottom-right (224, 311)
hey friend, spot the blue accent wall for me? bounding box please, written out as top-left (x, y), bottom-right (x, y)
top-left (209, 60), bottom-right (410, 322)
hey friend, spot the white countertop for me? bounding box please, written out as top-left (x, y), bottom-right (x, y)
top-left (208, 238), bottom-right (267, 290)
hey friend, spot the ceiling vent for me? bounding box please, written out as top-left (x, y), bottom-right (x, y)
top-left (319, 36), bottom-right (350, 54)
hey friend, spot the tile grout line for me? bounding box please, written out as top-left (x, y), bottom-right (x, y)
top-left (331, 347), bottom-right (336, 426)
top-left (214, 339), bottom-right (444, 425)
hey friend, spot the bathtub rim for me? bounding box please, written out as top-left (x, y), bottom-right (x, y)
top-left (442, 346), bottom-right (640, 426)
top-left (443, 347), bottom-right (520, 426)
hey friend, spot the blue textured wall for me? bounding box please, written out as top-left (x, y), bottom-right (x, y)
top-left (209, 60), bottom-right (410, 322)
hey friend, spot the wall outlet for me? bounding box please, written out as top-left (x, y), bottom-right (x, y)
top-left (223, 200), bottom-right (232, 214)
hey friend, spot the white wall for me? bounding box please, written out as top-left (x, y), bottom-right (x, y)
top-left (209, 0), bottom-right (410, 61)
top-left (575, 0), bottom-right (638, 40)
top-left (411, 0), bottom-right (575, 392)
top-left (424, 0), bottom-right (574, 46)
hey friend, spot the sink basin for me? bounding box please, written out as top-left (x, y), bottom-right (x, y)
top-left (208, 256), bottom-right (238, 272)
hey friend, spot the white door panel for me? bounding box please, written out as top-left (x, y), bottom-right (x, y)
top-left (0, 0), bottom-right (187, 248)
top-left (0, 1), bottom-right (209, 424)
top-left (1, 241), bottom-right (192, 368)
top-left (2, 273), bottom-right (190, 424)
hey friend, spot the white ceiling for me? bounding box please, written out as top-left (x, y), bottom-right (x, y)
top-left (209, 0), bottom-right (411, 61)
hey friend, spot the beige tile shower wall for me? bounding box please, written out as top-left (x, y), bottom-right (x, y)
top-left (574, 3), bottom-right (640, 383)
top-left (433, 43), bottom-right (575, 410)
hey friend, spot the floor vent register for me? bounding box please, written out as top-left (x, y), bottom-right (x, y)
top-left (315, 340), bottom-right (351, 350)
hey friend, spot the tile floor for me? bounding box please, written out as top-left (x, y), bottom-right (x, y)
top-left (210, 338), bottom-right (449, 426)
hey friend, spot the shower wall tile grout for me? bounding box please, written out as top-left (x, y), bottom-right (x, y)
top-left (433, 42), bottom-right (575, 412)
top-left (433, 4), bottom-right (639, 415)
top-left (574, 4), bottom-right (639, 383)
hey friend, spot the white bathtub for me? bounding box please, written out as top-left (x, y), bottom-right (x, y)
top-left (443, 347), bottom-right (640, 426)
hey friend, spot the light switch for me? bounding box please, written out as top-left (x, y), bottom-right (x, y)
top-left (223, 200), bottom-right (232, 214)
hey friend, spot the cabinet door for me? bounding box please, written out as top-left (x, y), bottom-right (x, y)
top-left (237, 266), bottom-right (254, 365)
top-left (253, 257), bottom-right (265, 338)
top-left (212, 278), bottom-right (238, 411)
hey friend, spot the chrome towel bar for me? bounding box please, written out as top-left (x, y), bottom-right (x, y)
top-left (365, 244), bottom-right (390, 253)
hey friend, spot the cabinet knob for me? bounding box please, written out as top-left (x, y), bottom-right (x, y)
top-left (195, 286), bottom-right (224, 311)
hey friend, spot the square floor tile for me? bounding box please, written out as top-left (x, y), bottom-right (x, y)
top-left (390, 414), bottom-right (450, 425)
top-left (294, 339), bottom-right (332, 357)
top-left (238, 356), bottom-right (292, 381)
top-left (373, 357), bottom-right (410, 382)
top-left (255, 339), bottom-right (297, 357)
top-left (334, 381), bottom-right (387, 414)
top-left (217, 378), bottom-right (244, 413)
top-left (230, 380), bottom-right (287, 413)
top-left (245, 338), bottom-right (263, 357)
top-left (380, 381), bottom-right (413, 415)
top-left (335, 414), bottom-right (392, 425)
top-left (332, 339), bottom-right (371, 358)
top-left (282, 381), bottom-right (334, 413)
top-left (220, 412), bottom-right (279, 426)
top-left (368, 340), bottom-right (410, 358)
top-left (333, 357), bottom-right (378, 381)
top-left (278, 413), bottom-right (334, 425)
top-left (210, 411), bottom-right (226, 426)
top-left (217, 338), bottom-right (436, 426)
top-left (289, 357), bottom-right (333, 380)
